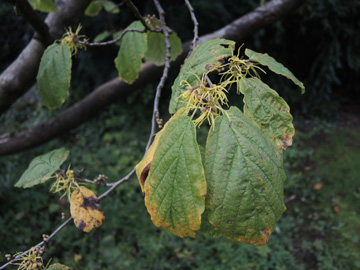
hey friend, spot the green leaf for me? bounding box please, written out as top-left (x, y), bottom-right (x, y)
top-left (240, 77), bottom-right (295, 150)
top-left (204, 107), bottom-right (286, 246)
top-left (94, 30), bottom-right (110, 42)
top-left (28, 0), bottom-right (57, 13)
top-left (101, 1), bottom-right (120, 14)
top-left (114, 21), bottom-right (146, 84)
top-left (144, 32), bottom-right (182, 66)
top-left (245, 48), bottom-right (305, 94)
top-left (15, 148), bottom-right (69, 188)
top-left (169, 38), bottom-right (235, 114)
top-left (47, 263), bottom-right (71, 270)
top-left (144, 112), bottom-right (206, 238)
top-left (84, 1), bottom-right (103, 16)
top-left (37, 43), bottom-right (72, 109)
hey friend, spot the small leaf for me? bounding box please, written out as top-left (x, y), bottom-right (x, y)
top-left (144, 32), bottom-right (182, 66)
top-left (85, 1), bottom-right (103, 16)
top-left (240, 77), bottom-right (295, 150)
top-left (37, 43), bottom-right (72, 109)
top-left (70, 186), bottom-right (105, 233)
top-left (245, 48), bottom-right (305, 94)
top-left (28, 0), bottom-right (57, 13)
top-left (114, 21), bottom-right (146, 84)
top-left (144, 111), bottom-right (206, 238)
top-left (205, 107), bottom-right (286, 246)
top-left (169, 38), bottom-right (235, 114)
top-left (94, 30), bottom-right (110, 42)
top-left (101, 1), bottom-right (120, 14)
top-left (15, 148), bottom-right (69, 188)
top-left (47, 263), bottom-right (71, 270)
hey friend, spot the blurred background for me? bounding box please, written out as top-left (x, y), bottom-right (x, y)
top-left (0, 0), bottom-right (359, 269)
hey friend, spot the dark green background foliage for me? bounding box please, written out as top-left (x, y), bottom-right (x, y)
top-left (0, 0), bottom-right (360, 269)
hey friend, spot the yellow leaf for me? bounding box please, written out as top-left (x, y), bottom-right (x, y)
top-left (70, 186), bottom-right (105, 232)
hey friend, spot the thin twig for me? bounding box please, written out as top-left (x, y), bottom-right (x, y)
top-left (184, 0), bottom-right (199, 50)
top-left (76, 178), bottom-right (113, 186)
top-left (145, 0), bottom-right (172, 153)
top-left (124, 0), bottom-right (151, 31)
top-left (0, 218), bottom-right (72, 270)
top-left (98, 168), bottom-right (136, 200)
top-left (80, 28), bottom-right (146, 47)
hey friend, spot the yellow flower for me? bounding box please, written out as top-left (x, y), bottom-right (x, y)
top-left (50, 166), bottom-right (79, 201)
top-left (60, 24), bottom-right (87, 55)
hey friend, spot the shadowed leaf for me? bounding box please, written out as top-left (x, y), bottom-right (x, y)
top-left (37, 43), bottom-right (72, 109)
top-left (70, 186), bottom-right (105, 233)
top-left (28, 0), bottom-right (57, 13)
top-left (144, 31), bottom-right (182, 66)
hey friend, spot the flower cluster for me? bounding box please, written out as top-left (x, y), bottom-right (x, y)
top-left (11, 247), bottom-right (46, 270)
top-left (60, 24), bottom-right (87, 55)
top-left (179, 47), bottom-right (265, 128)
top-left (50, 167), bottom-right (79, 201)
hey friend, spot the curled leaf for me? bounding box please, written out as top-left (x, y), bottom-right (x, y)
top-left (70, 186), bottom-right (105, 232)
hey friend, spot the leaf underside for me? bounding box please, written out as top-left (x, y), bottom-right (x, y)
top-left (144, 112), bottom-right (206, 238)
top-left (169, 38), bottom-right (235, 114)
top-left (37, 43), bottom-right (72, 109)
top-left (240, 77), bottom-right (295, 150)
top-left (144, 31), bottom-right (182, 66)
top-left (204, 107), bottom-right (286, 246)
top-left (15, 147), bottom-right (69, 188)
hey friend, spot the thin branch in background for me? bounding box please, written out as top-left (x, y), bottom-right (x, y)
top-left (0, 218), bottom-right (72, 270)
top-left (145, 0), bottom-right (172, 153)
top-left (184, 0), bottom-right (199, 50)
top-left (80, 27), bottom-right (167, 47)
top-left (124, 0), bottom-right (151, 31)
top-left (79, 28), bottom-right (147, 46)
top-left (14, 0), bottom-right (51, 45)
top-left (98, 168), bottom-right (136, 200)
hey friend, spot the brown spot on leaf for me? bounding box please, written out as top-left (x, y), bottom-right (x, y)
top-left (81, 196), bottom-right (98, 210)
top-left (140, 162), bottom-right (151, 187)
top-left (77, 220), bottom-right (86, 230)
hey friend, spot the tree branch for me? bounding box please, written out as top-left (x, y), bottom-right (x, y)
top-left (0, 0), bottom-right (91, 115)
top-left (0, 0), bottom-right (304, 156)
top-left (15, 0), bottom-right (52, 45)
